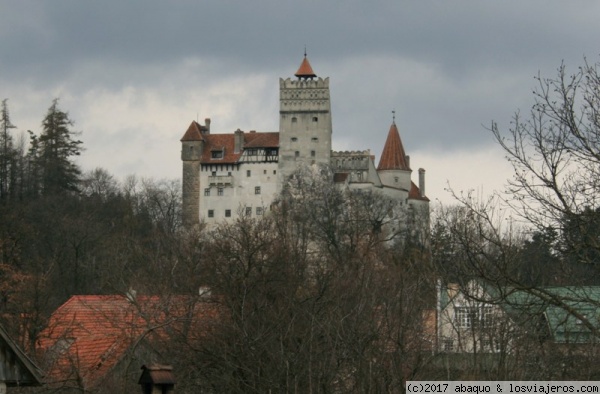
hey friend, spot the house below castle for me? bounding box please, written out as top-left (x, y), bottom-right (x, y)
top-left (181, 55), bottom-right (429, 228)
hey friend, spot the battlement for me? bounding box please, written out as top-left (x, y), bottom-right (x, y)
top-left (280, 77), bottom-right (331, 113)
top-left (332, 150), bottom-right (371, 157)
top-left (331, 150), bottom-right (372, 171)
top-left (280, 77), bottom-right (330, 89)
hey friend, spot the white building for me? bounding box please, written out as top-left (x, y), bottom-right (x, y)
top-left (181, 55), bottom-right (429, 228)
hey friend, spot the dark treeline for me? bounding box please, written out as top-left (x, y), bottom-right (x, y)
top-left (0, 98), bottom-right (192, 355)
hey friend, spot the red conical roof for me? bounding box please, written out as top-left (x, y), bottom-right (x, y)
top-left (180, 121), bottom-right (204, 141)
top-left (377, 122), bottom-right (410, 171)
top-left (295, 55), bottom-right (316, 79)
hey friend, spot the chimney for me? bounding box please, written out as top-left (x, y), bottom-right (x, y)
top-left (418, 168), bottom-right (426, 197)
top-left (204, 118), bottom-right (211, 134)
top-left (406, 155), bottom-right (410, 170)
top-left (139, 365), bottom-right (176, 394)
top-left (234, 129), bottom-right (244, 154)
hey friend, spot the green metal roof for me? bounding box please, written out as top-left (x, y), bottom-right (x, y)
top-left (441, 281), bottom-right (600, 344)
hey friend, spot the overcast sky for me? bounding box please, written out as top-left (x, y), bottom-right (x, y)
top-left (1, 1), bottom-right (599, 204)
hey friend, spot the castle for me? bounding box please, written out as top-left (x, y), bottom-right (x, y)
top-left (181, 55), bottom-right (429, 228)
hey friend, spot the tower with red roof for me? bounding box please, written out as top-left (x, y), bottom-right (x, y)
top-left (278, 54), bottom-right (333, 181)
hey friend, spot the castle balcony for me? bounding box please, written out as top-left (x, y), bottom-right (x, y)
top-left (208, 175), bottom-right (233, 186)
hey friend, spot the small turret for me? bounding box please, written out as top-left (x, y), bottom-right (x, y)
top-left (377, 119), bottom-right (412, 191)
top-left (181, 121), bottom-right (205, 161)
top-left (295, 53), bottom-right (317, 80)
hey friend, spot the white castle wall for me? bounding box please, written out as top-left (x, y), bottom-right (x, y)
top-left (199, 162), bottom-right (279, 222)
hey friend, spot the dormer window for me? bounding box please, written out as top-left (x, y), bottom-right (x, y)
top-left (211, 149), bottom-right (224, 159)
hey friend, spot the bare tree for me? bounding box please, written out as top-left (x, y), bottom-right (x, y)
top-left (190, 166), bottom-right (435, 393)
top-left (430, 58), bottom-right (600, 380)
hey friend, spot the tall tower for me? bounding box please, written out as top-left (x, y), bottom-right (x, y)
top-left (278, 54), bottom-right (332, 182)
top-left (180, 121), bottom-right (206, 227)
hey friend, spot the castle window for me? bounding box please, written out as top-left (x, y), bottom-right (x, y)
top-left (291, 137), bottom-right (298, 142)
top-left (311, 150), bottom-right (315, 157)
top-left (204, 188), bottom-right (210, 196)
top-left (256, 207), bottom-right (263, 215)
top-left (273, 170), bottom-right (276, 175)
top-left (311, 137), bottom-right (318, 142)
top-left (212, 171), bottom-right (217, 176)
top-left (208, 210), bottom-right (214, 218)
top-left (218, 187), bottom-right (224, 196)
top-left (295, 151), bottom-right (300, 158)
top-left (394, 176), bottom-right (399, 183)
top-left (255, 186), bottom-right (261, 195)
top-left (312, 117), bottom-right (318, 122)
top-left (247, 170), bottom-right (251, 177)
top-left (264, 170), bottom-right (267, 174)
top-left (225, 209), bottom-right (231, 218)
top-left (291, 117), bottom-right (297, 123)
top-left (245, 207), bottom-right (252, 216)
top-left (228, 171), bottom-right (232, 176)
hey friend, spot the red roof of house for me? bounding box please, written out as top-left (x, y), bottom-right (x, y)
top-left (295, 55), bottom-right (317, 79)
top-left (37, 295), bottom-right (219, 390)
top-left (377, 122), bottom-right (410, 171)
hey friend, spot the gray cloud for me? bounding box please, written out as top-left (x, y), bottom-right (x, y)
top-left (1, 1), bottom-right (599, 202)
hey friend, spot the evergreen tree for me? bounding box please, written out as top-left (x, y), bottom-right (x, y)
top-left (0, 99), bottom-right (17, 201)
top-left (35, 99), bottom-right (83, 195)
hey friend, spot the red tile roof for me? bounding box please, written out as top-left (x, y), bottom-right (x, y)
top-left (243, 132), bottom-right (279, 148)
top-left (199, 131), bottom-right (279, 164)
top-left (37, 295), bottom-right (219, 390)
top-left (377, 122), bottom-right (410, 171)
top-left (295, 56), bottom-right (317, 79)
top-left (409, 181), bottom-right (429, 201)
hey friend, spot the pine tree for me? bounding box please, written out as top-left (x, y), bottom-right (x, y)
top-left (0, 99), bottom-right (17, 201)
top-left (35, 99), bottom-right (83, 196)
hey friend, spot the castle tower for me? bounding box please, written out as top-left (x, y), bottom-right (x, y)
top-left (377, 120), bottom-right (412, 192)
top-left (278, 54), bottom-right (332, 182)
top-left (180, 120), bottom-right (208, 227)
